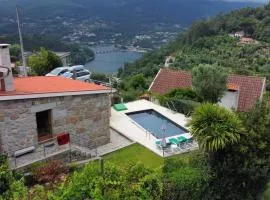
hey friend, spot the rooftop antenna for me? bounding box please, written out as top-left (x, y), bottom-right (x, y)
top-left (16, 3), bottom-right (27, 77)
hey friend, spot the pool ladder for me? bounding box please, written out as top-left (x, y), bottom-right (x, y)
top-left (130, 120), bottom-right (152, 139)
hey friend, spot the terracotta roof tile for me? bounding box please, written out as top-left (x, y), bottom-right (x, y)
top-left (0, 76), bottom-right (110, 97)
top-left (227, 75), bottom-right (265, 112)
top-left (149, 69), bottom-right (191, 95)
top-left (149, 68), bottom-right (265, 112)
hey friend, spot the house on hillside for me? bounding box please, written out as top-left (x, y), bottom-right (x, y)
top-left (149, 68), bottom-right (266, 112)
top-left (0, 44), bottom-right (111, 168)
top-left (164, 56), bottom-right (175, 68)
top-left (233, 31), bottom-right (245, 38)
top-left (54, 52), bottom-right (71, 66)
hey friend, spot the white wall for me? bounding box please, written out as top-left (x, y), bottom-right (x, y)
top-left (219, 91), bottom-right (239, 110)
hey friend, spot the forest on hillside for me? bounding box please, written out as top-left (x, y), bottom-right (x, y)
top-left (118, 3), bottom-right (270, 80)
top-left (0, 0), bottom-right (261, 35)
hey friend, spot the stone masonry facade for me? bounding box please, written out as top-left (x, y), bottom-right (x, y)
top-left (0, 93), bottom-right (110, 155)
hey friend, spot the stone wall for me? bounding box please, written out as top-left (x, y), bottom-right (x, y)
top-left (0, 93), bottom-right (110, 155)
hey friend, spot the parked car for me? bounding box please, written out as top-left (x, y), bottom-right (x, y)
top-left (61, 69), bottom-right (91, 82)
top-left (45, 67), bottom-right (69, 76)
top-left (69, 65), bottom-right (85, 72)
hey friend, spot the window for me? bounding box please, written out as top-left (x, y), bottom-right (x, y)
top-left (58, 69), bottom-right (69, 75)
top-left (36, 110), bottom-right (52, 142)
top-left (77, 71), bottom-right (90, 77)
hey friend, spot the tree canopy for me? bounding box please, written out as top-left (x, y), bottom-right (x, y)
top-left (192, 64), bottom-right (228, 103)
top-left (28, 48), bottom-right (63, 75)
top-left (204, 101), bottom-right (270, 199)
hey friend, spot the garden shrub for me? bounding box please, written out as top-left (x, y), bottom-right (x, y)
top-left (28, 185), bottom-right (47, 200)
top-left (49, 162), bottom-right (163, 200)
top-left (165, 88), bottom-right (202, 102)
top-left (171, 98), bottom-right (201, 116)
top-left (159, 96), bottom-right (200, 116)
top-left (158, 88), bottom-right (201, 116)
top-left (31, 160), bottom-right (67, 184)
top-left (0, 155), bottom-right (27, 200)
top-left (162, 153), bottom-right (210, 200)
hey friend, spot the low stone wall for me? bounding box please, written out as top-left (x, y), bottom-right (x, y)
top-left (0, 93), bottom-right (110, 155)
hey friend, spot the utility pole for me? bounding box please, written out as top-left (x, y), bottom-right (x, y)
top-left (16, 5), bottom-right (27, 77)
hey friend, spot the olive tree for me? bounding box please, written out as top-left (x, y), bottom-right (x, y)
top-left (192, 64), bottom-right (227, 103)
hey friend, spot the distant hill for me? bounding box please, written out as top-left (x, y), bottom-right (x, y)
top-left (118, 3), bottom-right (270, 83)
top-left (0, 0), bottom-right (264, 35)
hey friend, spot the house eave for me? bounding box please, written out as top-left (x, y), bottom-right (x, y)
top-left (0, 89), bottom-right (112, 101)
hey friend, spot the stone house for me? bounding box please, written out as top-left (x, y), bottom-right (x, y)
top-left (0, 44), bottom-right (111, 161)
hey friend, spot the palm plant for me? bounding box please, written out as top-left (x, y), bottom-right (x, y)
top-left (188, 103), bottom-right (244, 152)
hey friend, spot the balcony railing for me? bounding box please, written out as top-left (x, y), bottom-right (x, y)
top-left (8, 133), bottom-right (97, 169)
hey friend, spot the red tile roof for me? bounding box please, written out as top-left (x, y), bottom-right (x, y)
top-left (149, 69), bottom-right (191, 95)
top-left (149, 68), bottom-right (265, 112)
top-left (0, 76), bottom-right (110, 97)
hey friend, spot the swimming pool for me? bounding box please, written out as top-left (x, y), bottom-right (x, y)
top-left (127, 109), bottom-right (188, 139)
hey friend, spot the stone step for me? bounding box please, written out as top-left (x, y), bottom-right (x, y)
top-left (71, 144), bottom-right (94, 157)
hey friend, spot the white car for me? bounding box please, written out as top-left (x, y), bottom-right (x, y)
top-left (69, 65), bottom-right (85, 72)
top-left (45, 67), bottom-right (69, 76)
top-left (61, 69), bottom-right (91, 82)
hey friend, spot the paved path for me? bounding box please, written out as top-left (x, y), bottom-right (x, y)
top-left (91, 129), bottom-right (134, 156)
top-left (9, 129), bottom-right (133, 169)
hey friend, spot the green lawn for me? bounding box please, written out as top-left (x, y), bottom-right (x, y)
top-left (102, 143), bottom-right (196, 169)
top-left (103, 143), bottom-right (163, 169)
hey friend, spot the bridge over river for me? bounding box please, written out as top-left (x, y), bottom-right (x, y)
top-left (94, 48), bottom-right (148, 55)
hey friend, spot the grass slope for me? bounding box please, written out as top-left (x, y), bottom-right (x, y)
top-left (103, 143), bottom-right (163, 169)
top-left (103, 143), bottom-right (197, 169)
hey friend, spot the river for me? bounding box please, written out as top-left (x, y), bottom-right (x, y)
top-left (85, 45), bottom-right (144, 74)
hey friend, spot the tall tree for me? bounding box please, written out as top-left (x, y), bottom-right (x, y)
top-left (129, 73), bottom-right (148, 90)
top-left (188, 103), bottom-right (243, 152)
top-left (192, 64), bottom-right (228, 103)
top-left (28, 48), bottom-right (62, 75)
top-left (204, 101), bottom-right (270, 199)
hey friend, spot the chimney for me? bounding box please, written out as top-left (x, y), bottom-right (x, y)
top-left (0, 44), bottom-right (14, 92)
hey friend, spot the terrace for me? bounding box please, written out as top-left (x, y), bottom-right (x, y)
top-left (8, 129), bottom-right (133, 169)
top-left (110, 100), bottom-right (198, 157)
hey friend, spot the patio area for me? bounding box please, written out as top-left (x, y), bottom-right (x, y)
top-left (8, 129), bottom-right (133, 169)
top-left (110, 100), bottom-right (198, 157)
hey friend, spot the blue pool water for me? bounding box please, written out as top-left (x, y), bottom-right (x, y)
top-left (127, 109), bottom-right (188, 139)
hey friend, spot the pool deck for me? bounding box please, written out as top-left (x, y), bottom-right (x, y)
top-left (110, 100), bottom-right (198, 157)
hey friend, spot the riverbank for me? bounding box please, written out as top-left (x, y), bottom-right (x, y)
top-left (85, 45), bottom-right (144, 74)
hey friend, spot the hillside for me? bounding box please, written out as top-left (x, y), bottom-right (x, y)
top-left (0, 0), bottom-right (262, 35)
top-left (118, 3), bottom-right (270, 83)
